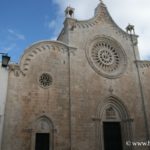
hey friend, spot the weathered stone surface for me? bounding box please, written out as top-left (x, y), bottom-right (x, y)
top-left (1, 1), bottom-right (150, 150)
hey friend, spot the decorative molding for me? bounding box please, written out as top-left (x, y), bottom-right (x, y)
top-left (30, 116), bottom-right (54, 150)
top-left (75, 17), bottom-right (131, 42)
top-left (9, 64), bottom-right (25, 77)
top-left (20, 41), bottom-right (76, 76)
top-left (73, 3), bottom-right (133, 42)
top-left (106, 106), bottom-right (116, 119)
top-left (95, 95), bottom-right (133, 150)
top-left (96, 95), bottom-right (131, 120)
top-left (136, 60), bottom-right (150, 68)
top-left (76, 18), bottom-right (99, 29)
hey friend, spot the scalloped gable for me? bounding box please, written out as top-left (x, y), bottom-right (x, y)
top-left (19, 40), bottom-right (76, 76)
top-left (75, 2), bottom-right (127, 35)
top-left (58, 1), bottom-right (131, 41)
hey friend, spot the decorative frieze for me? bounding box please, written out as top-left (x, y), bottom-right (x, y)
top-left (136, 60), bottom-right (150, 68)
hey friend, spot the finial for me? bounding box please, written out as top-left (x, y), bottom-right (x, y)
top-left (126, 24), bottom-right (135, 35)
top-left (94, 0), bottom-right (106, 16)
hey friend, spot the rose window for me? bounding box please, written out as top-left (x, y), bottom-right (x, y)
top-left (86, 37), bottom-right (127, 78)
top-left (38, 73), bottom-right (52, 88)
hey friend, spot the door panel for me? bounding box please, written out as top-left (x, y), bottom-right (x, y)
top-left (35, 133), bottom-right (50, 150)
top-left (103, 122), bottom-right (123, 150)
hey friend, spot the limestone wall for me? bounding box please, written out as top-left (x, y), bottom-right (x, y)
top-left (63, 5), bottom-right (147, 150)
top-left (2, 2), bottom-right (150, 150)
top-left (138, 61), bottom-right (150, 138)
top-left (2, 42), bottom-right (71, 150)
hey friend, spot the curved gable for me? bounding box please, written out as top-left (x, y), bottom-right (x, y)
top-left (20, 40), bottom-right (72, 76)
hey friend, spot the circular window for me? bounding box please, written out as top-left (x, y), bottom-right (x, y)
top-left (38, 73), bottom-right (52, 88)
top-left (86, 37), bottom-right (127, 78)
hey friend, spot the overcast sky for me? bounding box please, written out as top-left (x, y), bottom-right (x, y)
top-left (0, 0), bottom-right (150, 62)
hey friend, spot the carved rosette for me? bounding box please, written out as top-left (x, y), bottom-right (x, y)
top-left (38, 73), bottom-right (52, 88)
top-left (86, 36), bottom-right (127, 78)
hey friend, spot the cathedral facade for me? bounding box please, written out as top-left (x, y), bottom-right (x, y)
top-left (1, 1), bottom-right (150, 150)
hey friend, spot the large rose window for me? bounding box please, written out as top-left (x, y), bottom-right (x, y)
top-left (86, 37), bottom-right (127, 78)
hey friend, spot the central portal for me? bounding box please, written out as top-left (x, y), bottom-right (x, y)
top-left (35, 133), bottom-right (50, 150)
top-left (103, 122), bottom-right (123, 150)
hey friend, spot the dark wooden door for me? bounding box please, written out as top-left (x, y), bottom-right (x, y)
top-left (35, 133), bottom-right (50, 150)
top-left (103, 122), bottom-right (123, 150)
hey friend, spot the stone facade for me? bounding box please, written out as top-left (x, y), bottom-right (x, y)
top-left (1, 1), bottom-right (150, 150)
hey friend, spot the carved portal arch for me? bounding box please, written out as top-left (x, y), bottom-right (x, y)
top-left (95, 96), bottom-right (133, 150)
top-left (30, 116), bottom-right (54, 150)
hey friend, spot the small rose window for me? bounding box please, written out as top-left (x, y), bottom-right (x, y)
top-left (38, 73), bottom-right (52, 88)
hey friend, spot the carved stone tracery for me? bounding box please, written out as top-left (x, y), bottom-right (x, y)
top-left (38, 73), bottom-right (52, 88)
top-left (86, 36), bottom-right (127, 78)
top-left (106, 107), bottom-right (116, 119)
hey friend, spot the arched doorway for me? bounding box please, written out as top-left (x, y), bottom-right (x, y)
top-left (96, 96), bottom-right (133, 150)
top-left (30, 116), bottom-right (54, 150)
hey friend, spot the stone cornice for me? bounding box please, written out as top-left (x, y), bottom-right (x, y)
top-left (136, 60), bottom-right (150, 68)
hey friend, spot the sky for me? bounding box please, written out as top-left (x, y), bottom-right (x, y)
top-left (0, 0), bottom-right (150, 62)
